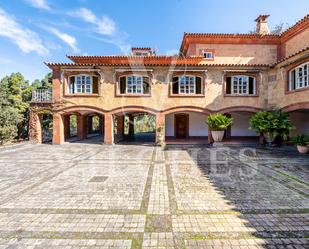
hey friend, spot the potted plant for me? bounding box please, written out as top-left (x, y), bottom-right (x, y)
top-left (291, 134), bottom-right (309, 154)
top-left (249, 110), bottom-right (294, 145)
top-left (206, 113), bottom-right (233, 142)
top-left (156, 125), bottom-right (165, 146)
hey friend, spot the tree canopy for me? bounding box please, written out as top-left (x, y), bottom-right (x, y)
top-left (0, 72), bottom-right (51, 144)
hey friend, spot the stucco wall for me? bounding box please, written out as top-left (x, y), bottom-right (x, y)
top-left (267, 56), bottom-right (309, 110)
top-left (231, 112), bottom-right (257, 136)
top-left (289, 111), bottom-right (309, 136)
top-left (187, 44), bottom-right (278, 64)
top-left (284, 29), bottom-right (309, 57)
top-left (58, 67), bottom-right (267, 113)
top-left (165, 112), bottom-right (208, 137)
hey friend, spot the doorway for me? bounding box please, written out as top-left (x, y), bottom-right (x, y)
top-left (175, 114), bottom-right (189, 138)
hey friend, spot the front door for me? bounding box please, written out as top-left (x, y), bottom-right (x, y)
top-left (175, 114), bottom-right (189, 138)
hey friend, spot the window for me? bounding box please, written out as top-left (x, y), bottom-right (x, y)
top-left (68, 75), bottom-right (98, 94)
top-left (119, 76), bottom-right (150, 95)
top-left (172, 76), bottom-right (202, 95)
top-left (226, 75), bottom-right (256, 95)
top-left (203, 52), bottom-right (213, 59)
top-left (289, 62), bottom-right (309, 91)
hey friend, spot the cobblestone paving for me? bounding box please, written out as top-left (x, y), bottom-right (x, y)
top-left (0, 142), bottom-right (308, 248)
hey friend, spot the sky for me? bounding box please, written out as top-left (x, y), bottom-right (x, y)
top-left (0, 0), bottom-right (308, 83)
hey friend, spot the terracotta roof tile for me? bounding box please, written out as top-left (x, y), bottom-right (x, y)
top-left (45, 60), bottom-right (269, 68)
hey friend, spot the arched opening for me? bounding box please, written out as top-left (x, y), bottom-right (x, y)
top-left (164, 110), bottom-right (209, 144)
top-left (41, 112), bottom-right (53, 143)
top-left (287, 110), bottom-right (309, 137)
top-left (114, 111), bottom-right (156, 144)
top-left (223, 111), bottom-right (259, 144)
top-left (282, 102), bottom-right (309, 137)
top-left (61, 111), bottom-right (104, 144)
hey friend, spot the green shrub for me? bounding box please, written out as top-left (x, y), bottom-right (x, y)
top-left (206, 113), bottom-right (233, 131)
top-left (291, 134), bottom-right (309, 146)
top-left (0, 106), bottom-right (23, 144)
top-left (249, 110), bottom-right (294, 140)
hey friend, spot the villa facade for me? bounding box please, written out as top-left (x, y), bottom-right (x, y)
top-left (29, 14), bottom-right (309, 145)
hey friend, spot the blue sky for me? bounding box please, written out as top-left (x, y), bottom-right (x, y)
top-left (0, 0), bottom-right (308, 82)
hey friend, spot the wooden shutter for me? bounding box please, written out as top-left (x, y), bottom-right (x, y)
top-left (92, 76), bottom-right (98, 94)
top-left (120, 76), bottom-right (126, 94)
top-left (290, 70), bottom-right (296, 90)
top-left (249, 77), bottom-right (255, 94)
top-left (226, 77), bottom-right (231, 94)
top-left (195, 77), bottom-right (202, 94)
top-left (172, 77), bottom-right (179, 94)
top-left (143, 77), bottom-right (150, 94)
top-left (69, 76), bottom-right (75, 93)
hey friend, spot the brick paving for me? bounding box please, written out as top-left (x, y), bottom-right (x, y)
top-left (0, 142), bottom-right (308, 248)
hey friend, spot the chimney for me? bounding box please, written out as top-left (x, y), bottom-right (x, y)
top-left (255, 15), bottom-right (270, 35)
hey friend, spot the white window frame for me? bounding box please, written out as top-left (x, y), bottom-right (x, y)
top-left (126, 76), bottom-right (144, 94)
top-left (203, 51), bottom-right (213, 59)
top-left (69, 75), bottom-right (93, 94)
top-left (178, 76), bottom-right (196, 94)
top-left (230, 75), bottom-right (256, 95)
top-left (289, 62), bottom-right (309, 91)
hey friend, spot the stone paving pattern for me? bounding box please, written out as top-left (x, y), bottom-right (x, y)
top-left (0, 142), bottom-right (308, 248)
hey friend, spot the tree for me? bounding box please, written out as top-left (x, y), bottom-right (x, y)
top-left (0, 72), bottom-right (52, 144)
top-left (0, 106), bottom-right (23, 144)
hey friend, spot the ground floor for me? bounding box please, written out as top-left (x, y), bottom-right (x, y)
top-left (0, 142), bottom-right (308, 248)
top-left (29, 105), bottom-right (309, 145)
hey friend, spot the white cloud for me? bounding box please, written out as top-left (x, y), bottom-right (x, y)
top-left (24, 0), bottom-right (50, 10)
top-left (47, 27), bottom-right (80, 53)
top-left (68, 8), bottom-right (116, 35)
top-left (0, 8), bottom-right (49, 55)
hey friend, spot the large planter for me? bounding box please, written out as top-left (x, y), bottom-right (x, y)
top-left (264, 132), bottom-right (274, 144)
top-left (211, 130), bottom-right (225, 142)
top-left (297, 145), bottom-right (309, 154)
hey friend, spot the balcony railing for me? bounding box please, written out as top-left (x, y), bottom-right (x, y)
top-left (32, 89), bottom-right (52, 102)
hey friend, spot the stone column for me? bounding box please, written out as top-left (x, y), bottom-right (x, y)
top-left (77, 114), bottom-right (87, 140)
top-left (208, 127), bottom-right (213, 144)
top-left (104, 113), bottom-right (114, 145)
top-left (87, 116), bottom-right (93, 134)
top-left (63, 115), bottom-right (70, 140)
top-left (116, 115), bottom-right (124, 141)
top-left (52, 113), bottom-right (64, 144)
top-left (128, 114), bottom-right (134, 137)
top-left (29, 110), bottom-right (42, 144)
top-left (156, 113), bottom-right (165, 144)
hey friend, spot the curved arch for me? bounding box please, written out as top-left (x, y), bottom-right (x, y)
top-left (281, 102), bottom-right (309, 112)
top-left (57, 105), bottom-right (107, 115)
top-left (162, 106), bottom-right (211, 115)
top-left (217, 106), bottom-right (262, 114)
top-left (109, 105), bottom-right (158, 115)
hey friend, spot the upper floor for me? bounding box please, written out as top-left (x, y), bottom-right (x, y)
top-left (33, 14), bottom-right (309, 112)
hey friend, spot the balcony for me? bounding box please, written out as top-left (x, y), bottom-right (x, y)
top-left (31, 89), bottom-right (53, 103)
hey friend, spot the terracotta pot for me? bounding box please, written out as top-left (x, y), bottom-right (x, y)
top-left (211, 130), bottom-right (225, 142)
top-left (297, 145), bottom-right (309, 154)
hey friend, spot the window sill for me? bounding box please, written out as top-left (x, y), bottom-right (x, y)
top-left (224, 94), bottom-right (259, 97)
top-left (286, 87), bottom-right (309, 94)
top-left (64, 94), bottom-right (100, 97)
top-left (115, 93), bottom-right (151, 97)
top-left (169, 94), bottom-right (205, 97)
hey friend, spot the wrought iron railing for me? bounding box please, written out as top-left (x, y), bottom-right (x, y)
top-left (32, 89), bottom-right (52, 102)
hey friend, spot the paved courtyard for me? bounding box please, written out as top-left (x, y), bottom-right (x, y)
top-left (0, 141), bottom-right (308, 248)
